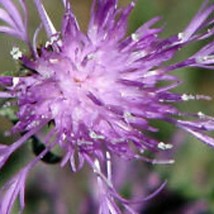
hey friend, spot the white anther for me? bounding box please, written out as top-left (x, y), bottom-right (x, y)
top-left (181, 94), bottom-right (195, 101)
top-left (12, 77), bottom-right (20, 87)
top-left (10, 47), bottom-right (22, 60)
top-left (158, 142), bottom-right (173, 150)
top-left (106, 151), bottom-right (112, 181)
top-left (106, 151), bottom-right (111, 160)
top-left (26, 121), bottom-right (40, 129)
top-left (45, 34), bottom-right (60, 48)
top-left (86, 53), bottom-right (95, 60)
top-left (89, 131), bottom-right (105, 140)
top-left (62, 133), bottom-right (67, 140)
top-left (93, 159), bottom-right (101, 173)
top-left (124, 111), bottom-right (133, 122)
top-left (167, 159), bottom-right (175, 164)
top-left (196, 55), bottom-right (214, 64)
top-left (41, 114), bottom-right (48, 119)
top-left (77, 140), bottom-right (93, 146)
top-left (144, 70), bottom-right (158, 77)
top-left (178, 32), bottom-right (185, 42)
top-left (131, 33), bottom-right (139, 42)
top-left (49, 58), bottom-right (59, 64)
top-left (131, 50), bottom-right (147, 59)
top-left (198, 111), bottom-right (205, 118)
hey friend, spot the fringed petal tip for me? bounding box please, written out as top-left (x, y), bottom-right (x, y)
top-left (0, 0), bottom-right (28, 42)
top-left (86, 153), bottom-right (168, 213)
top-left (0, 168), bottom-right (28, 214)
top-left (177, 120), bottom-right (214, 148)
top-left (33, 0), bottom-right (57, 38)
top-left (192, 42), bottom-right (214, 69)
top-left (180, 0), bottom-right (214, 42)
top-left (87, 0), bottom-right (136, 44)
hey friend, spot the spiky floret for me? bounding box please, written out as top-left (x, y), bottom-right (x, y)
top-left (0, 0), bottom-right (214, 213)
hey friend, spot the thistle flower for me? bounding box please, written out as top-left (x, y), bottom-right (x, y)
top-left (0, 0), bottom-right (214, 213)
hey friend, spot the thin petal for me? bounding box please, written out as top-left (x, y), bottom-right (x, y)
top-left (34, 0), bottom-right (57, 37)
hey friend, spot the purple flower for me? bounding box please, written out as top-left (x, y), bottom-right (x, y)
top-left (0, 0), bottom-right (214, 213)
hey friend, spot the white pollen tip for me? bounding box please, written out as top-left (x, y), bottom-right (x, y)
top-left (158, 142), bottom-right (173, 150)
top-left (62, 133), bottom-right (67, 140)
top-left (94, 159), bottom-right (101, 172)
top-left (197, 111), bottom-right (205, 118)
top-left (181, 94), bottom-right (195, 101)
top-left (144, 70), bottom-right (158, 77)
top-left (196, 55), bottom-right (214, 64)
top-left (123, 111), bottom-right (133, 121)
top-left (86, 53), bottom-right (95, 60)
top-left (130, 1), bottom-right (135, 7)
top-left (178, 32), bottom-right (186, 42)
top-left (131, 33), bottom-right (139, 42)
top-left (12, 77), bottom-right (20, 87)
top-left (10, 47), bottom-right (23, 60)
top-left (106, 151), bottom-right (111, 160)
top-left (168, 159), bottom-right (175, 164)
top-left (49, 58), bottom-right (59, 64)
top-left (89, 131), bottom-right (105, 140)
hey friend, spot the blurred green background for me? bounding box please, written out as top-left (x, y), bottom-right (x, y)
top-left (0, 0), bottom-right (214, 213)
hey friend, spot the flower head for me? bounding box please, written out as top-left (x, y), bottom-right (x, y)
top-left (0, 0), bottom-right (214, 213)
